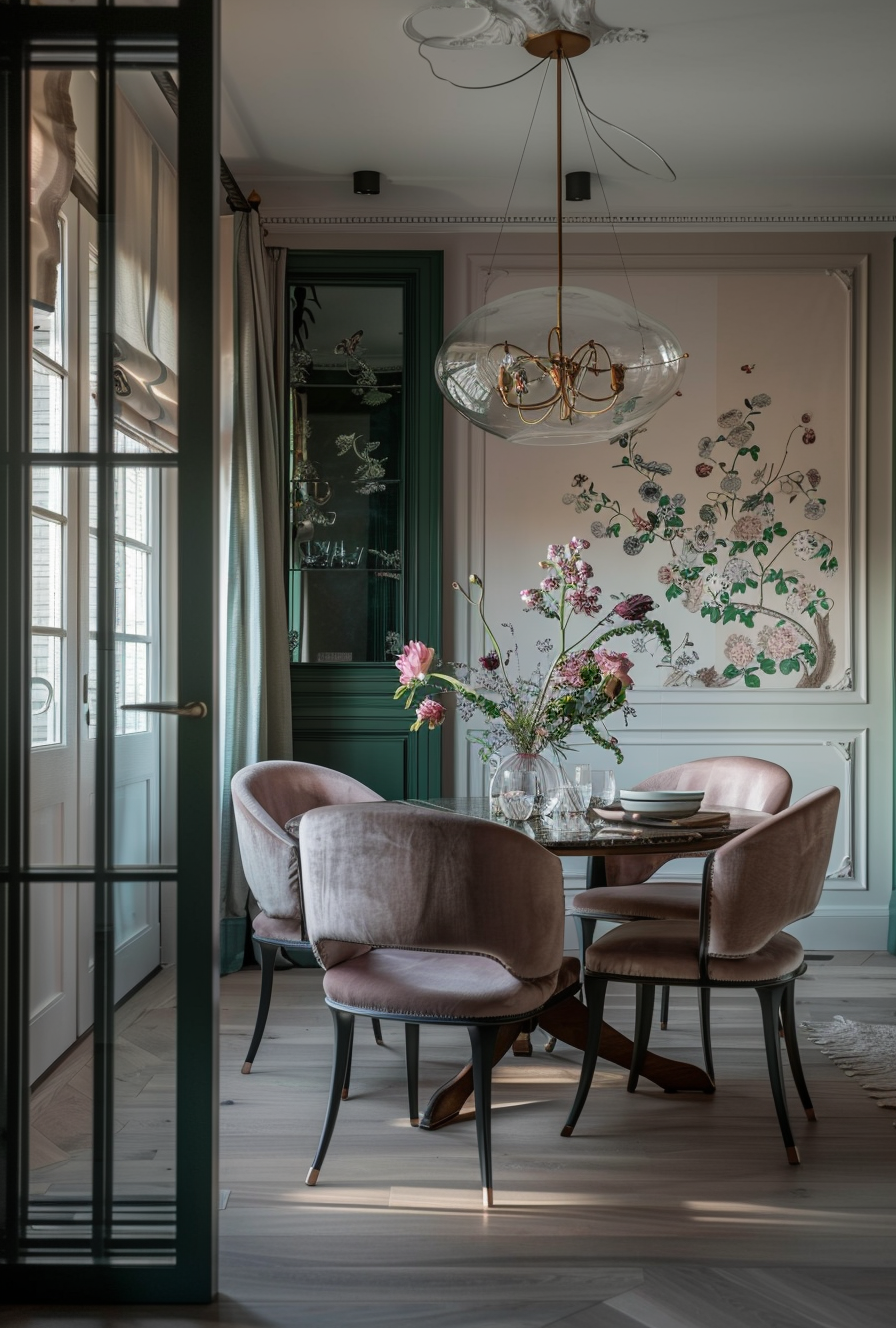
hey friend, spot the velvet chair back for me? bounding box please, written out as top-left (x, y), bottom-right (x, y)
top-left (231, 760), bottom-right (382, 922)
top-left (707, 786), bottom-right (840, 958)
top-left (606, 755), bottom-right (794, 889)
top-left (299, 802), bottom-right (565, 979)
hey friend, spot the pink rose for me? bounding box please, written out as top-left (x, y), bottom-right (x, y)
top-left (695, 462), bottom-right (713, 478)
top-left (396, 640), bottom-right (435, 685)
top-left (594, 648), bottom-right (634, 689)
top-left (414, 697), bottom-right (446, 730)
top-left (657, 566), bottom-right (674, 585)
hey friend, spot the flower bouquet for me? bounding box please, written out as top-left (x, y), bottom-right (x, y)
top-left (393, 538), bottom-right (671, 773)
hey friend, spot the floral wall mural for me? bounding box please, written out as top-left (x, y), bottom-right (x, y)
top-left (550, 272), bottom-right (852, 691)
top-left (564, 388), bottom-right (840, 688)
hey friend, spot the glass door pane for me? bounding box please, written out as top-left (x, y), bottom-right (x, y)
top-left (288, 284), bottom-right (405, 663)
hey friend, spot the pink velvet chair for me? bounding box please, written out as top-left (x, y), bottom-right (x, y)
top-left (298, 802), bottom-right (580, 1206)
top-left (563, 787), bottom-right (839, 1163)
top-left (568, 755), bottom-right (792, 1076)
top-left (231, 760), bottom-right (386, 1077)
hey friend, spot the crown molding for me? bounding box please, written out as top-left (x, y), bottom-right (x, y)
top-left (263, 212), bottom-right (896, 229)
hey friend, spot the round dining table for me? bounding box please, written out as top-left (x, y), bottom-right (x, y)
top-left (403, 796), bottom-right (769, 1130)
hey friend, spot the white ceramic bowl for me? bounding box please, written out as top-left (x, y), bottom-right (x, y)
top-left (619, 790), bottom-right (703, 817)
top-left (620, 788), bottom-right (705, 802)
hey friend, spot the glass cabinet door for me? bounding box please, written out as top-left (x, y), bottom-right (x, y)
top-left (288, 283), bottom-right (405, 665)
top-left (284, 251), bottom-right (442, 801)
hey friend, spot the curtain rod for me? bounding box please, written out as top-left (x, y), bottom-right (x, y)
top-left (152, 70), bottom-right (251, 214)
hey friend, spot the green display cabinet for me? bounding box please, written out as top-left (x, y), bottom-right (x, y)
top-left (285, 250), bottom-right (443, 798)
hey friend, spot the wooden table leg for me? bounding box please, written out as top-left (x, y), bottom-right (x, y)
top-left (418, 996), bottom-right (713, 1129)
top-left (512, 1017), bottom-right (536, 1058)
top-left (419, 1022), bottom-right (523, 1130)
top-left (537, 994), bottom-right (714, 1093)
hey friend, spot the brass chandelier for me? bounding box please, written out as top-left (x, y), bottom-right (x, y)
top-left (433, 29), bottom-right (688, 445)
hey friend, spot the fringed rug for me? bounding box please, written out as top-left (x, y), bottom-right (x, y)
top-left (802, 1016), bottom-right (896, 1120)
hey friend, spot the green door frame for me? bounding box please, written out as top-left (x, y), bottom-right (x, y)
top-left (286, 250), bottom-right (444, 799)
top-left (1, 1), bottom-right (220, 1302)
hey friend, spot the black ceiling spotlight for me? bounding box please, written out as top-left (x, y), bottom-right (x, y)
top-left (565, 171), bottom-right (591, 202)
top-left (353, 170), bottom-right (381, 196)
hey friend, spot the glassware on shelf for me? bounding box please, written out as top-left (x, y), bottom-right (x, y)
top-left (345, 545), bottom-right (365, 567)
top-left (370, 550), bottom-right (401, 581)
top-left (300, 539), bottom-right (332, 569)
top-left (330, 540), bottom-right (346, 568)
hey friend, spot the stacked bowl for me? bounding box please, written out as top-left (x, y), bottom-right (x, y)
top-left (618, 788), bottom-right (704, 819)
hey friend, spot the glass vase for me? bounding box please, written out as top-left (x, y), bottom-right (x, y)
top-left (489, 751), bottom-right (562, 821)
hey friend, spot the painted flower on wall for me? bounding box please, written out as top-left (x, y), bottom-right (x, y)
top-left (561, 381), bottom-right (840, 689)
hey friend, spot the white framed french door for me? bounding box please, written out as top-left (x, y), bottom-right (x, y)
top-left (28, 204), bottom-right (169, 1081)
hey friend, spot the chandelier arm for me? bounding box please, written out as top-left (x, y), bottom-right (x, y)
top-left (566, 59), bottom-right (677, 182)
top-left (518, 404), bottom-right (560, 426)
top-left (570, 388), bottom-right (621, 406)
top-left (563, 400), bottom-right (625, 418)
top-left (500, 386), bottom-right (564, 413)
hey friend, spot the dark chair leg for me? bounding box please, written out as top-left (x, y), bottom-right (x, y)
top-left (340, 1018), bottom-right (356, 1100)
top-left (698, 987), bottom-right (715, 1084)
top-left (659, 984), bottom-right (670, 1030)
top-left (371, 1017), bottom-right (385, 1046)
top-left (627, 984), bottom-right (656, 1093)
top-left (574, 915), bottom-right (597, 997)
top-left (468, 1023), bottom-right (501, 1207)
top-left (242, 940), bottom-right (278, 1073)
top-left (405, 1022), bottom-right (420, 1126)
top-left (757, 983), bottom-right (800, 1165)
top-left (562, 975), bottom-right (609, 1136)
top-left (306, 1007), bottom-right (354, 1185)
top-left (780, 981), bottom-right (815, 1120)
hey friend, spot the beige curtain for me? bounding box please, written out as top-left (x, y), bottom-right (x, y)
top-left (114, 91), bottom-right (178, 450)
top-left (219, 211), bottom-right (293, 972)
top-left (30, 71), bottom-right (77, 312)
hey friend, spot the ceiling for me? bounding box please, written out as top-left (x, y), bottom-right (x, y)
top-left (221, 0), bottom-right (896, 227)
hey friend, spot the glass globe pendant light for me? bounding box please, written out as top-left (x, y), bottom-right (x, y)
top-left (434, 31), bottom-right (687, 445)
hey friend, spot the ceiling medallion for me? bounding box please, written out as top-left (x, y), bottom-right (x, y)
top-left (402, 2), bottom-right (647, 51)
top-left (421, 22), bottom-right (687, 445)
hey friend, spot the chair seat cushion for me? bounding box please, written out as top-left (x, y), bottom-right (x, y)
top-left (252, 911), bottom-right (306, 945)
top-left (570, 883), bottom-right (700, 921)
top-left (323, 950), bottom-right (580, 1022)
top-left (585, 920), bottom-right (804, 985)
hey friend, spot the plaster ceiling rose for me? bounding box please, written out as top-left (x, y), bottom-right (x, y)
top-left (402, 2), bottom-right (647, 51)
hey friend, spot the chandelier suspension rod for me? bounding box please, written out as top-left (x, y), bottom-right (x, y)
top-left (555, 48), bottom-right (564, 340)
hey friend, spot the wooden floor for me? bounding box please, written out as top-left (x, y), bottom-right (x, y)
top-left (7, 951), bottom-right (896, 1326)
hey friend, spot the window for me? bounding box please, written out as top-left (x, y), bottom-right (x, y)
top-left (30, 219), bottom-right (67, 746)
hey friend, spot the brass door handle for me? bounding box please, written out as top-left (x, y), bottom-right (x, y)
top-left (119, 701), bottom-right (208, 719)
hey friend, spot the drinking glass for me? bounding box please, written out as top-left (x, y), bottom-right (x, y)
top-left (571, 764), bottom-right (593, 813)
top-left (330, 540), bottom-right (346, 568)
top-left (592, 770), bottom-right (617, 808)
top-left (497, 766), bottom-right (537, 822)
top-left (345, 544), bottom-right (365, 567)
